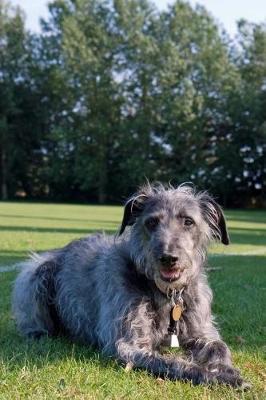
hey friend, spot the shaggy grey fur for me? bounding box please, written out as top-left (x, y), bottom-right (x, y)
top-left (12, 183), bottom-right (248, 387)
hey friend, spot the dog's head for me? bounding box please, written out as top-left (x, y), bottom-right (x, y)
top-left (119, 183), bottom-right (229, 294)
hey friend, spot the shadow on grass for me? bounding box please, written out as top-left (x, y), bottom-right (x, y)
top-left (0, 226), bottom-right (117, 235)
top-left (0, 328), bottom-right (119, 373)
top-left (0, 251), bottom-right (28, 266)
top-left (229, 228), bottom-right (266, 246)
top-left (226, 210), bottom-right (266, 224)
top-left (0, 213), bottom-right (120, 225)
top-left (1, 224), bottom-right (265, 247)
top-left (0, 250), bottom-right (27, 260)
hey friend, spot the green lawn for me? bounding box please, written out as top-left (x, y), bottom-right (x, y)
top-left (0, 202), bottom-right (265, 399)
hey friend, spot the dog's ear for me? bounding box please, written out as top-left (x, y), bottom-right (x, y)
top-left (119, 194), bottom-right (147, 235)
top-left (200, 195), bottom-right (230, 245)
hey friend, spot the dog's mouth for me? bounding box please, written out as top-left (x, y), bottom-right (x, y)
top-left (159, 268), bottom-right (181, 282)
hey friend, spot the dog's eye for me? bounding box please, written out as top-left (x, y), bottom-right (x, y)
top-left (184, 217), bottom-right (194, 226)
top-left (145, 217), bottom-right (159, 231)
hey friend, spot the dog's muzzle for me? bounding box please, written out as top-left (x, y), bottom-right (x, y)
top-left (159, 253), bottom-right (182, 282)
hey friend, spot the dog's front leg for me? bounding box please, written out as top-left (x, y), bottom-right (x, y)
top-left (180, 311), bottom-right (249, 387)
top-left (115, 334), bottom-right (250, 387)
top-left (112, 304), bottom-right (245, 387)
top-left (180, 328), bottom-right (250, 388)
top-left (116, 340), bottom-right (221, 385)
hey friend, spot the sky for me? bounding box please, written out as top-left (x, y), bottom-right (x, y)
top-left (10, 0), bottom-right (266, 37)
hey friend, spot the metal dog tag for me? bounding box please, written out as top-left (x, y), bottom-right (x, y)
top-left (170, 334), bottom-right (179, 348)
top-left (172, 304), bottom-right (182, 321)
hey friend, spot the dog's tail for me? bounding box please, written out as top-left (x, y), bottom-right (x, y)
top-left (12, 253), bottom-right (62, 338)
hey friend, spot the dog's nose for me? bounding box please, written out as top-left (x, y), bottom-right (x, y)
top-left (159, 254), bottom-right (178, 268)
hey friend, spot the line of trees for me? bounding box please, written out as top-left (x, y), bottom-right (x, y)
top-left (0, 0), bottom-right (265, 206)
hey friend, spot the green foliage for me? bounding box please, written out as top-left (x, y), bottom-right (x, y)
top-left (0, 0), bottom-right (265, 205)
top-left (0, 1), bottom-right (27, 199)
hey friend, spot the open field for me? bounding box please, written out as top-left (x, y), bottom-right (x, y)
top-left (0, 202), bottom-right (265, 399)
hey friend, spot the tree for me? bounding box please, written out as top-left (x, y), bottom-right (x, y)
top-left (0, 0), bottom-right (264, 206)
top-left (210, 21), bottom-right (266, 206)
top-left (231, 20), bottom-right (266, 205)
top-left (40, 0), bottom-right (123, 203)
top-left (0, 1), bottom-right (27, 199)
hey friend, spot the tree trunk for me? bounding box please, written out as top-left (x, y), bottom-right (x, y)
top-left (1, 145), bottom-right (8, 200)
top-left (98, 152), bottom-right (107, 204)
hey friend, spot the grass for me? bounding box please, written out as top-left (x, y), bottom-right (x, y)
top-left (0, 202), bottom-right (265, 399)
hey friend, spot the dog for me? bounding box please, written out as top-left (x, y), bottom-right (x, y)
top-left (12, 183), bottom-right (248, 388)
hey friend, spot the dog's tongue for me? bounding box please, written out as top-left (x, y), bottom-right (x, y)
top-left (160, 269), bottom-right (180, 280)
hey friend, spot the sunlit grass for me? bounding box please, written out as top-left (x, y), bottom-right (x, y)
top-left (0, 202), bottom-right (265, 399)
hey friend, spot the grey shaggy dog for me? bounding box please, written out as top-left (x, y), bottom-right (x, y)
top-left (12, 183), bottom-right (249, 388)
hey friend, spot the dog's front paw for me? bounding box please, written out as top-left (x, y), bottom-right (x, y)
top-left (207, 362), bottom-right (241, 376)
top-left (211, 369), bottom-right (251, 389)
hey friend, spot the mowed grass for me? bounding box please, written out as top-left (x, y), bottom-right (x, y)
top-left (0, 202), bottom-right (265, 400)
